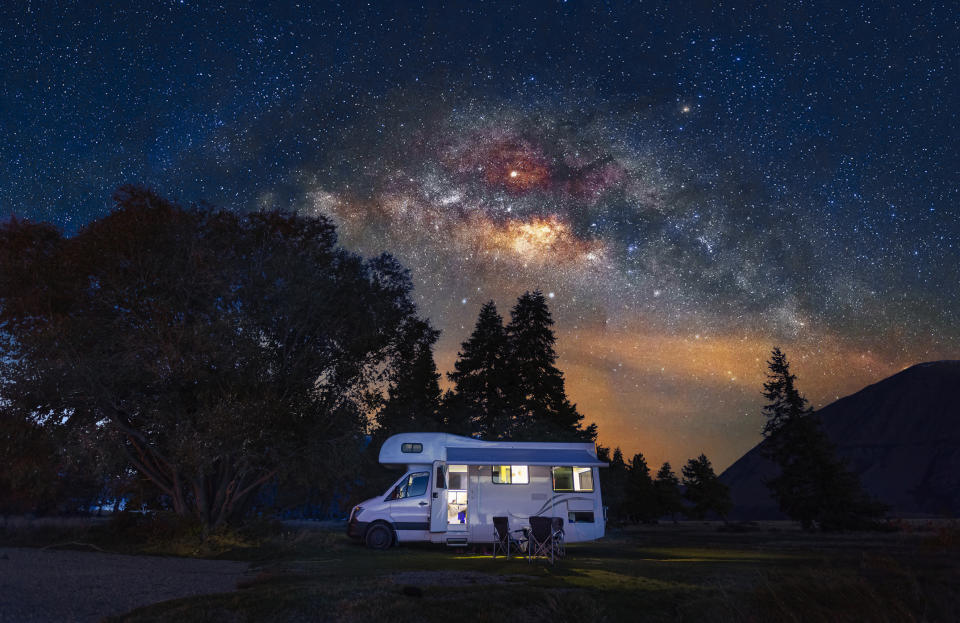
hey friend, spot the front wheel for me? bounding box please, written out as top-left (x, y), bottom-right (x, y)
top-left (365, 523), bottom-right (393, 550)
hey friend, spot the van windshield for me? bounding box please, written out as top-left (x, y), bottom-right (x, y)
top-left (387, 471), bottom-right (429, 500)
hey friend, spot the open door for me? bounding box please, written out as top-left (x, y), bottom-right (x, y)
top-left (430, 460), bottom-right (447, 532)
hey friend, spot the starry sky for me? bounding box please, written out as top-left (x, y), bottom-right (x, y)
top-left (2, 2), bottom-right (958, 470)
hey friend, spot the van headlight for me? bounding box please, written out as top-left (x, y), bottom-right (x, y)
top-left (352, 505), bottom-right (364, 519)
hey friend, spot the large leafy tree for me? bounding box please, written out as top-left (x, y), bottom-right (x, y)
top-left (446, 301), bottom-right (516, 439)
top-left (0, 187), bottom-right (422, 528)
top-left (761, 347), bottom-right (885, 530)
top-left (506, 290), bottom-right (596, 442)
top-left (681, 454), bottom-right (731, 520)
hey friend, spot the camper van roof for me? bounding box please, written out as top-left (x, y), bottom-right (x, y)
top-left (378, 432), bottom-right (606, 468)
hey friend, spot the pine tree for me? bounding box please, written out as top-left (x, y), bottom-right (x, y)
top-left (654, 462), bottom-right (683, 522)
top-left (761, 347), bottom-right (885, 530)
top-left (363, 320), bottom-right (443, 498)
top-left (624, 452), bottom-right (659, 523)
top-left (761, 347), bottom-right (813, 439)
top-left (681, 454), bottom-right (731, 520)
top-left (598, 446), bottom-right (628, 522)
top-left (438, 390), bottom-right (474, 436)
top-left (447, 301), bottom-right (514, 439)
top-left (506, 290), bottom-right (596, 442)
top-left (374, 320), bottom-right (443, 441)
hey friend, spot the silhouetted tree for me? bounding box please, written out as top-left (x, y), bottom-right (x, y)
top-left (761, 347), bottom-right (813, 438)
top-left (0, 187), bottom-right (422, 529)
top-left (682, 454), bottom-right (731, 520)
top-left (360, 320), bottom-right (444, 499)
top-left (439, 389), bottom-right (474, 436)
top-left (624, 452), bottom-right (660, 523)
top-left (447, 301), bottom-right (515, 439)
top-left (654, 462), bottom-right (684, 522)
top-left (506, 291), bottom-right (596, 442)
top-left (597, 446), bottom-right (628, 522)
top-left (761, 347), bottom-right (885, 530)
top-left (374, 320), bottom-right (443, 440)
top-left (0, 408), bottom-right (62, 515)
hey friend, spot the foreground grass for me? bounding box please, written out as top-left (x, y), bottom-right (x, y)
top-left (4, 517), bottom-right (959, 622)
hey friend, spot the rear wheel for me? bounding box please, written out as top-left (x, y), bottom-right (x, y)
top-left (365, 522), bottom-right (393, 550)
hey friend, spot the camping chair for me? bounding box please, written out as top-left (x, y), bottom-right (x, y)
top-left (527, 516), bottom-right (560, 564)
top-left (551, 517), bottom-right (565, 559)
top-left (492, 516), bottom-right (527, 560)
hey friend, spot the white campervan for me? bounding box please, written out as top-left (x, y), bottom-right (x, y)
top-left (347, 432), bottom-right (606, 549)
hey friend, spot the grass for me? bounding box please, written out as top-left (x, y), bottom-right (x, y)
top-left (4, 516), bottom-right (959, 622)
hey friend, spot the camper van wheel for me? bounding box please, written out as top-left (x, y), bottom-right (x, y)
top-left (365, 522), bottom-right (393, 550)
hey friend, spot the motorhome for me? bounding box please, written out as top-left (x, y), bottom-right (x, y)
top-left (347, 432), bottom-right (607, 549)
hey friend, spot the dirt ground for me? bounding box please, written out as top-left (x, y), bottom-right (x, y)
top-left (0, 547), bottom-right (251, 623)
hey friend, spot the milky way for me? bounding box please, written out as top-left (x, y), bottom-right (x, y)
top-left (1, 3), bottom-right (957, 469)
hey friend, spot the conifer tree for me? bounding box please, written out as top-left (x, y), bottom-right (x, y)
top-left (598, 446), bottom-right (628, 522)
top-left (681, 454), bottom-right (731, 520)
top-left (374, 320), bottom-right (443, 441)
top-left (439, 389), bottom-right (474, 436)
top-left (654, 462), bottom-right (683, 522)
top-left (447, 301), bottom-right (514, 439)
top-left (761, 347), bottom-right (885, 530)
top-left (761, 347), bottom-right (813, 439)
top-left (506, 290), bottom-right (596, 441)
top-left (624, 452), bottom-right (659, 523)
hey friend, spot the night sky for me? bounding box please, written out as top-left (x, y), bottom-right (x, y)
top-left (2, 2), bottom-right (958, 470)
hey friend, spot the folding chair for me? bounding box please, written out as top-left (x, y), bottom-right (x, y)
top-left (527, 516), bottom-right (559, 564)
top-left (492, 516), bottom-right (527, 560)
top-left (551, 517), bottom-right (566, 559)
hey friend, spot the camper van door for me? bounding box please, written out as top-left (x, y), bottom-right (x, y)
top-left (430, 460), bottom-right (447, 532)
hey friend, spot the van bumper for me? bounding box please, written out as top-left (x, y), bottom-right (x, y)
top-left (347, 517), bottom-right (369, 539)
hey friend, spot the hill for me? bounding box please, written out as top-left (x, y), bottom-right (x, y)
top-left (720, 361), bottom-right (960, 519)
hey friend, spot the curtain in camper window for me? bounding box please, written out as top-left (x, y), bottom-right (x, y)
top-left (552, 466), bottom-right (594, 492)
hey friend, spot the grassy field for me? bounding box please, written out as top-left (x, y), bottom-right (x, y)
top-left (4, 517), bottom-right (959, 622)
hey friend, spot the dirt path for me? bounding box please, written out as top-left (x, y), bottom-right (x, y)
top-left (0, 547), bottom-right (252, 623)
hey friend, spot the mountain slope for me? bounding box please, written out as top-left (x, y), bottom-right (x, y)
top-left (720, 361), bottom-right (960, 518)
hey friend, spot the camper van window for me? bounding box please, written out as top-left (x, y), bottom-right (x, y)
top-left (388, 471), bottom-right (429, 500)
top-left (401, 442), bottom-right (423, 453)
top-left (551, 466), bottom-right (594, 492)
top-left (575, 466), bottom-right (594, 491)
top-left (492, 465), bottom-right (529, 484)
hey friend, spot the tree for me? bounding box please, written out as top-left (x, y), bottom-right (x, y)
top-left (761, 347), bottom-right (813, 438)
top-left (373, 319), bottom-right (443, 440)
top-left (624, 452), bottom-right (659, 523)
top-left (0, 408), bottom-right (62, 515)
top-left (654, 462), bottom-right (684, 522)
top-left (0, 187), bottom-right (423, 529)
top-left (505, 291), bottom-right (596, 442)
top-left (438, 390), bottom-right (474, 436)
top-left (597, 446), bottom-right (628, 522)
top-left (361, 320), bottom-right (443, 500)
top-left (446, 301), bottom-right (515, 439)
top-left (681, 454), bottom-right (731, 520)
top-left (761, 347), bottom-right (885, 530)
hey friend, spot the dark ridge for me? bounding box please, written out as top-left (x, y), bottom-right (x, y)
top-left (720, 361), bottom-right (960, 519)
